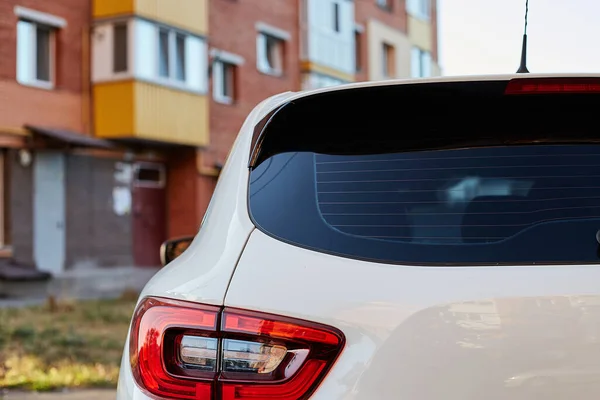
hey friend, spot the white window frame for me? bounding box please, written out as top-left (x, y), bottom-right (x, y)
top-left (411, 47), bottom-right (432, 78)
top-left (15, 6), bottom-right (65, 90)
top-left (17, 19), bottom-right (56, 90)
top-left (91, 19), bottom-right (207, 93)
top-left (212, 60), bottom-right (235, 105)
top-left (211, 49), bottom-right (244, 105)
top-left (256, 33), bottom-right (283, 76)
top-left (256, 23), bottom-right (289, 77)
top-left (91, 19), bottom-right (135, 83)
top-left (156, 26), bottom-right (188, 86)
top-left (407, 0), bottom-right (431, 21)
top-left (14, 6), bottom-right (66, 28)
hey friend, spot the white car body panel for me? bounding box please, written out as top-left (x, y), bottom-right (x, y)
top-left (226, 230), bottom-right (600, 399)
top-left (118, 74), bottom-right (600, 400)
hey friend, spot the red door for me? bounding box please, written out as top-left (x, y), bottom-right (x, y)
top-left (132, 162), bottom-right (166, 267)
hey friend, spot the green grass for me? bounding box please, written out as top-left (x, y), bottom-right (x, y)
top-left (0, 295), bottom-right (137, 391)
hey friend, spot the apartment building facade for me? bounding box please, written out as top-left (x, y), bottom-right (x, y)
top-left (202, 0), bottom-right (301, 212)
top-left (0, 0), bottom-right (116, 275)
top-left (91, 0), bottom-right (211, 264)
top-left (205, 0), bottom-right (440, 208)
top-left (0, 0), bottom-right (439, 278)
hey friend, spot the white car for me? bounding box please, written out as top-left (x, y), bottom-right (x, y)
top-left (117, 74), bottom-right (600, 400)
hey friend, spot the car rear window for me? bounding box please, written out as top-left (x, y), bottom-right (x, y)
top-left (248, 80), bottom-right (600, 265)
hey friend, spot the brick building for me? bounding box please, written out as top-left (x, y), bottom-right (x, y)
top-left (202, 0), bottom-right (301, 211)
top-left (0, 0), bottom-right (120, 275)
top-left (0, 0), bottom-right (439, 279)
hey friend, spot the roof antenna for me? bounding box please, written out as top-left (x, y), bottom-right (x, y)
top-left (516, 0), bottom-right (530, 73)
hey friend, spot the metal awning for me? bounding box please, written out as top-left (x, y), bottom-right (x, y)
top-left (25, 125), bottom-right (116, 149)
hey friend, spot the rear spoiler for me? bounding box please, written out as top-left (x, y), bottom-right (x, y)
top-left (248, 77), bottom-right (600, 169)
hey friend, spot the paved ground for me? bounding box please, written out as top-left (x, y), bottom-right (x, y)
top-left (1, 389), bottom-right (115, 399)
top-left (0, 266), bottom-right (160, 308)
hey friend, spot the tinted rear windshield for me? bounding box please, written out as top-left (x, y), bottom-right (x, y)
top-left (248, 80), bottom-right (600, 265)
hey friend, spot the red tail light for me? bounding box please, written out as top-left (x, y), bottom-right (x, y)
top-left (505, 77), bottom-right (600, 95)
top-left (130, 297), bottom-right (345, 400)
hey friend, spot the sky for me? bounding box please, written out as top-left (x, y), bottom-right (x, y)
top-left (438, 0), bottom-right (600, 75)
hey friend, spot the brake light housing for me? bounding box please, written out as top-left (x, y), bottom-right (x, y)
top-left (130, 297), bottom-right (345, 400)
top-left (505, 77), bottom-right (600, 95)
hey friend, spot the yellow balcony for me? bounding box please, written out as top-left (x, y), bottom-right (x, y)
top-left (93, 80), bottom-right (209, 147)
top-left (93, 0), bottom-right (208, 35)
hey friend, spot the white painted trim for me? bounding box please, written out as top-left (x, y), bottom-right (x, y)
top-left (258, 68), bottom-right (284, 78)
top-left (255, 22), bottom-right (291, 41)
top-left (14, 6), bottom-right (67, 28)
top-left (210, 48), bottom-right (244, 66)
top-left (20, 80), bottom-right (54, 90)
top-left (214, 93), bottom-right (234, 105)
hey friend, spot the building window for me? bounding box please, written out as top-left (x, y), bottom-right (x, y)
top-left (407, 0), bottom-right (430, 20)
top-left (16, 20), bottom-right (55, 88)
top-left (382, 43), bottom-right (395, 78)
top-left (257, 33), bottom-right (284, 76)
top-left (302, 73), bottom-right (345, 90)
top-left (158, 28), bottom-right (170, 78)
top-left (157, 27), bottom-right (186, 82)
top-left (175, 33), bottom-right (186, 81)
top-left (301, 0), bottom-right (355, 76)
top-left (213, 60), bottom-right (236, 104)
top-left (113, 23), bottom-right (128, 73)
top-left (354, 30), bottom-right (362, 72)
top-left (333, 2), bottom-right (340, 32)
top-left (92, 19), bottom-right (207, 92)
top-left (377, 0), bottom-right (393, 11)
top-left (411, 47), bottom-right (432, 78)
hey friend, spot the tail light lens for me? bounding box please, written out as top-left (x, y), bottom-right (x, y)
top-left (129, 297), bottom-right (220, 399)
top-left (130, 297), bottom-right (345, 400)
